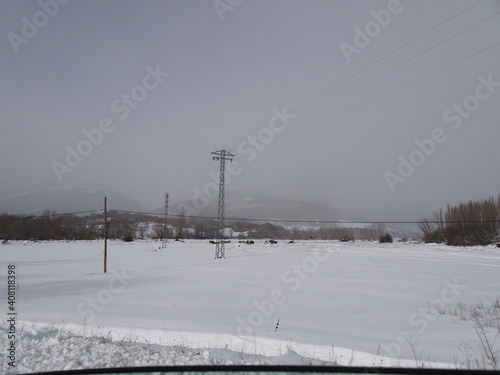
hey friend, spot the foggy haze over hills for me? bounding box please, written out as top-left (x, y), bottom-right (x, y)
top-left (1, 1), bottom-right (500, 221)
top-left (0, 182), bottom-right (431, 237)
top-left (0, 183), bottom-right (150, 215)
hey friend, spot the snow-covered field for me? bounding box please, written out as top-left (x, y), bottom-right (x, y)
top-left (1, 239), bottom-right (500, 373)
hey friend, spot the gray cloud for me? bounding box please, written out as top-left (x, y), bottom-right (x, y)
top-left (1, 0), bottom-right (499, 220)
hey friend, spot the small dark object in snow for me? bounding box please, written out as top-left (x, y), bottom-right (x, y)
top-left (379, 233), bottom-right (393, 243)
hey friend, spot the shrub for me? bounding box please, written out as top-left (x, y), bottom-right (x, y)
top-left (379, 233), bottom-right (393, 243)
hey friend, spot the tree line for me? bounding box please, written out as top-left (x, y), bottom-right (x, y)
top-left (419, 195), bottom-right (500, 246)
top-left (0, 209), bottom-right (392, 242)
top-left (0, 210), bottom-right (139, 241)
top-left (4, 197), bottom-right (499, 246)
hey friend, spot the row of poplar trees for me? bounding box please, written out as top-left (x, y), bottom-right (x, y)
top-left (419, 195), bottom-right (500, 246)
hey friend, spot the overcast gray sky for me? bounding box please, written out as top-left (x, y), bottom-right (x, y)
top-left (1, 0), bottom-right (500, 219)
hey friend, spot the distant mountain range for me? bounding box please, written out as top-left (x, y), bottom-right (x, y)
top-left (163, 190), bottom-right (368, 224)
top-left (0, 184), bottom-right (422, 236)
top-left (0, 184), bottom-right (365, 223)
top-left (0, 183), bottom-right (150, 215)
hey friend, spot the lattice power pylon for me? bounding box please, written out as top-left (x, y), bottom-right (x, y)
top-left (162, 192), bottom-right (169, 249)
top-left (211, 149), bottom-right (235, 259)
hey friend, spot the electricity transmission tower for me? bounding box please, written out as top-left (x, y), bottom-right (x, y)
top-left (211, 149), bottom-right (235, 259)
top-left (162, 193), bottom-right (169, 249)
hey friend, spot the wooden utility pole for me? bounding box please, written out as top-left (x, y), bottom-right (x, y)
top-left (104, 196), bottom-right (108, 273)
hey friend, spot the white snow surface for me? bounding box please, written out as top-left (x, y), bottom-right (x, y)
top-left (1, 240), bottom-right (499, 373)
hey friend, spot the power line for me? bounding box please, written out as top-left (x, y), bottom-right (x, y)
top-left (273, 38), bottom-right (500, 143)
top-left (163, 2), bottom-right (491, 208)
top-left (291, 10), bottom-right (500, 123)
top-left (107, 209), bottom-right (500, 226)
top-left (3, 207), bottom-right (498, 226)
top-left (291, 0), bottom-right (483, 115)
top-left (226, 0), bottom-right (485, 148)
